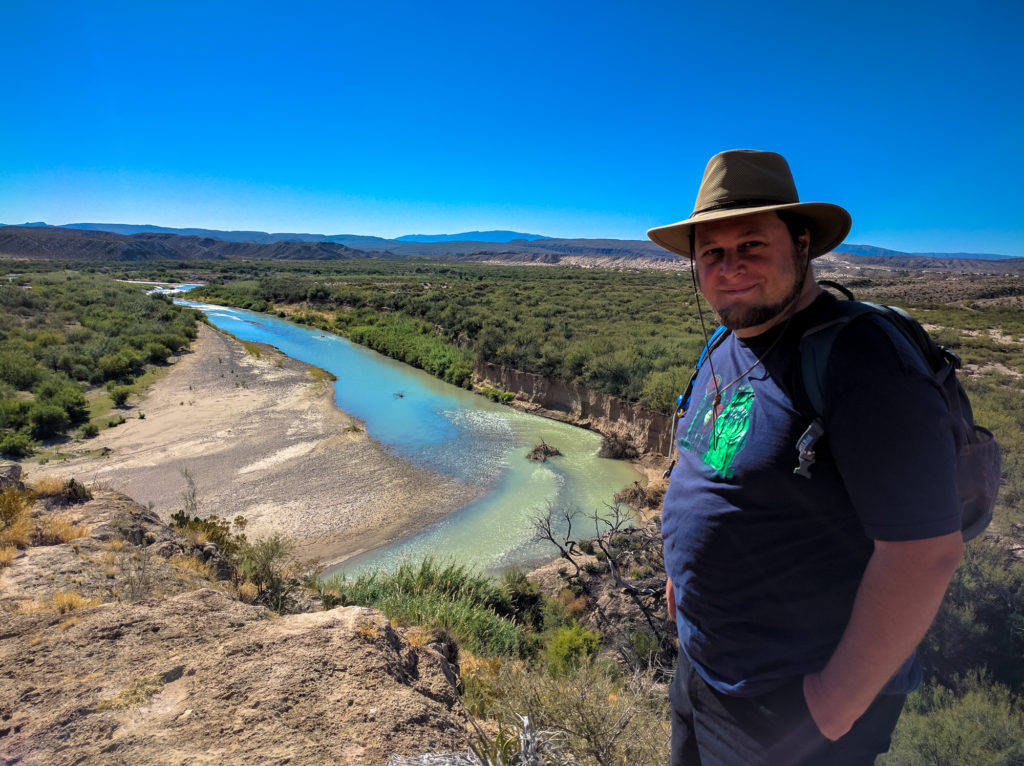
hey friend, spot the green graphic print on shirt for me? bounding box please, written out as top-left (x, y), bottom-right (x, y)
top-left (679, 380), bottom-right (755, 478)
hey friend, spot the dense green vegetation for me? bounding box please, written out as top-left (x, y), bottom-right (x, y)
top-left (183, 259), bottom-right (709, 411)
top-left (0, 272), bottom-right (199, 456)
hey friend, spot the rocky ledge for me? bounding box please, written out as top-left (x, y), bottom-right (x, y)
top-left (0, 467), bottom-right (469, 765)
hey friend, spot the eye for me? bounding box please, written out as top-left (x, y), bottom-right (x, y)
top-left (700, 247), bottom-right (723, 261)
top-left (740, 240), bottom-right (765, 249)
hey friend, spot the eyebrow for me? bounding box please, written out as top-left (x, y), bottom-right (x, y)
top-left (696, 224), bottom-right (765, 248)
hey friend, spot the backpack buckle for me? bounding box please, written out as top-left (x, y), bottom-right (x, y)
top-left (794, 420), bottom-right (825, 479)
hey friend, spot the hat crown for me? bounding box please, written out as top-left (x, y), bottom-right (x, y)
top-left (693, 150), bottom-right (799, 217)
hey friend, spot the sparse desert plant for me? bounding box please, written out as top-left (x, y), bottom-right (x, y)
top-left (117, 545), bottom-right (153, 602)
top-left (171, 554), bottom-right (216, 579)
top-left (32, 476), bottom-right (66, 497)
top-left (466, 658), bottom-right (669, 766)
top-left (0, 544), bottom-right (17, 568)
top-left (237, 534), bottom-right (302, 612)
top-left (237, 580), bottom-right (259, 603)
top-left (51, 590), bottom-right (101, 614)
top-left (34, 514), bottom-right (89, 545)
top-left (546, 623), bottom-right (601, 675)
top-left (96, 674), bottom-right (167, 711)
top-left (81, 422), bottom-right (99, 438)
top-left (0, 487), bottom-right (33, 548)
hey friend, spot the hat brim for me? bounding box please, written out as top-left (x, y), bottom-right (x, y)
top-left (647, 202), bottom-right (851, 260)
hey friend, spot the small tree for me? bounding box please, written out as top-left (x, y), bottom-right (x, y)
top-left (531, 502), bottom-right (585, 579)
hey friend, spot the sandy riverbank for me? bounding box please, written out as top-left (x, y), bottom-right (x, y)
top-left (30, 324), bottom-right (483, 566)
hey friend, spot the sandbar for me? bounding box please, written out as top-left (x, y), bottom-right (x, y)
top-left (31, 324), bottom-right (483, 567)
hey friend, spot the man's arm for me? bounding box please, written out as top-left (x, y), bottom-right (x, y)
top-left (803, 531), bottom-right (963, 741)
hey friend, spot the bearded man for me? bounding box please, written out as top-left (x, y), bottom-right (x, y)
top-left (648, 150), bottom-right (963, 765)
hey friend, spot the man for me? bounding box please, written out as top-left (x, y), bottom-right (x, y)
top-left (647, 150), bottom-right (963, 765)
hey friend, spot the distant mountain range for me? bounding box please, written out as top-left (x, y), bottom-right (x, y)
top-left (833, 244), bottom-right (1015, 262)
top-left (394, 231), bottom-right (550, 243)
top-left (0, 222), bottom-right (1020, 272)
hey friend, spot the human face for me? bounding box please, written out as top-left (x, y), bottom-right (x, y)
top-left (692, 211), bottom-right (814, 337)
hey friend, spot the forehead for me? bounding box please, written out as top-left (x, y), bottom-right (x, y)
top-left (694, 211), bottom-right (785, 244)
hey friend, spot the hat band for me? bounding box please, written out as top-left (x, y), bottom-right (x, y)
top-left (692, 197), bottom-right (794, 218)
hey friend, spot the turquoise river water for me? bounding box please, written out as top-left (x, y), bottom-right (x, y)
top-left (176, 299), bottom-right (640, 576)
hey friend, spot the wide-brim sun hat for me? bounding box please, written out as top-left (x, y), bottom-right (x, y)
top-left (647, 149), bottom-right (851, 259)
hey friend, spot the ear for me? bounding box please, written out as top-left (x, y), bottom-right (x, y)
top-left (797, 229), bottom-right (810, 258)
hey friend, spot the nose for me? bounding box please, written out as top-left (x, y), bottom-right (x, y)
top-left (718, 249), bottom-right (746, 277)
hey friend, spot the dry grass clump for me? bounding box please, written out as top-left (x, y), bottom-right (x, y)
top-left (237, 580), bottom-right (259, 603)
top-left (0, 544), bottom-right (17, 568)
top-left (34, 514), bottom-right (90, 545)
top-left (17, 590), bottom-right (102, 614)
top-left (96, 674), bottom-right (167, 711)
top-left (52, 590), bottom-right (101, 614)
top-left (0, 487), bottom-right (33, 548)
top-left (32, 476), bottom-right (67, 497)
top-left (171, 555), bottom-right (215, 579)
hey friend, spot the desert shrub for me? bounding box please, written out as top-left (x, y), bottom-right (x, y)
top-left (880, 674), bottom-right (1024, 766)
top-left (466, 658), bottom-right (670, 766)
top-left (117, 545), bottom-right (154, 602)
top-left (81, 422), bottom-right (99, 438)
top-left (237, 534), bottom-right (300, 612)
top-left (546, 623), bottom-right (601, 674)
top-left (0, 487), bottom-right (33, 548)
top-left (34, 514), bottom-right (89, 545)
top-left (0, 432), bottom-right (35, 458)
top-left (325, 557), bottom-right (530, 658)
top-left (597, 433), bottom-right (639, 460)
top-left (27, 403), bottom-right (69, 440)
top-left (50, 590), bottom-right (101, 614)
top-left (500, 567), bottom-right (544, 630)
top-left (169, 511), bottom-right (248, 563)
top-left (0, 544), bottom-right (16, 568)
top-left (108, 385), bottom-right (131, 407)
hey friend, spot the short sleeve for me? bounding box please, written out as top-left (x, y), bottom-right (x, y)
top-left (822, 316), bottom-right (962, 541)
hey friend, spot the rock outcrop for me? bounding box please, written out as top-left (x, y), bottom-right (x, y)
top-left (0, 485), bottom-right (470, 765)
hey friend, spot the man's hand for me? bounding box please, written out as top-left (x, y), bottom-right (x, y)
top-left (666, 577), bottom-right (676, 622)
top-left (801, 531), bottom-right (962, 741)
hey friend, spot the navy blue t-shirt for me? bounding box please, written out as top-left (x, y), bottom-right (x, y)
top-left (662, 293), bottom-right (961, 697)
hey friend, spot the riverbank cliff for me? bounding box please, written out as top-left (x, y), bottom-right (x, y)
top-left (473, 361), bottom-right (674, 459)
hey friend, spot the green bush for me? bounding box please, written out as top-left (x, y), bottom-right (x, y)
top-left (546, 623), bottom-right (601, 674)
top-left (108, 385), bottom-right (132, 407)
top-left (881, 675), bottom-right (1024, 765)
top-left (81, 422), bottom-right (99, 438)
top-left (0, 432), bottom-right (35, 458)
top-left (238, 534), bottom-right (298, 612)
top-left (28, 403), bottom-right (70, 440)
top-left (323, 557), bottom-right (531, 657)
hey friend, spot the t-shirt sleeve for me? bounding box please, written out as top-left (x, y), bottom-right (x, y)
top-left (822, 316), bottom-right (962, 541)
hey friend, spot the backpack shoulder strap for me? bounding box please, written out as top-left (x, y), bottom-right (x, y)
top-left (797, 301), bottom-right (890, 419)
top-left (679, 325), bottom-right (730, 417)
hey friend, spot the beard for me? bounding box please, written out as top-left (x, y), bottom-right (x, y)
top-left (713, 250), bottom-right (809, 332)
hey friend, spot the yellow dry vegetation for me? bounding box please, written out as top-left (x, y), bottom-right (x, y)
top-left (0, 488), bottom-right (33, 548)
top-left (51, 590), bottom-right (101, 614)
top-left (0, 545), bottom-right (16, 568)
top-left (36, 514), bottom-right (89, 545)
top-left (31, 476), bottom-right (67, 497)
top-left (237, 580), bottom-right (259, 603)
top-left (96, 674), bottom-right (167, 711)
top-left (171, 555), bottom-right (215, 579)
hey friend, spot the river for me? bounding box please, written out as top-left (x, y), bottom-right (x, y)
top-left (175, 298), bottom-right (640, 576)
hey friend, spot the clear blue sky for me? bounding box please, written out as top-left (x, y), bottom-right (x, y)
top-left (3, 0), bottom-right (1022, 256)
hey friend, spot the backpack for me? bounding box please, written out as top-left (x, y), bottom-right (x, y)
top-left (673, 288), bottom-right (1001, 541)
